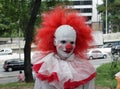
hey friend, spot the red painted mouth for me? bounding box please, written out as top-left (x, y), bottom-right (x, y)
top-left (64, 50), bottom-right (71, 53)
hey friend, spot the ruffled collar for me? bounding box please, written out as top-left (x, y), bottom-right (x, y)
top-left (33, 52), bottom-right (96, 89)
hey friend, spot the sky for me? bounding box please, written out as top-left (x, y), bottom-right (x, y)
top-left (98, 0), bottom-right (103, 5)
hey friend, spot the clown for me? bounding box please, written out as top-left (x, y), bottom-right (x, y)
top-left (33, 6), bottom-right (96, 89)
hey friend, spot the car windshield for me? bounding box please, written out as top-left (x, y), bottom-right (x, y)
top-left (92, 50), bottom-right (101, 53)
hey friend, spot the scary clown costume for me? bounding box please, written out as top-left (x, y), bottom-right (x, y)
top-left (32, 6), bottom-right (96, 89)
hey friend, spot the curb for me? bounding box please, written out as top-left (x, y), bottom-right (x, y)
top-left (0, 75), bottom-right (17, 78)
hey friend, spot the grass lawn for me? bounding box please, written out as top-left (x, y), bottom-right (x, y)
top-left (95, 60), bottom-right (120, 89)
top-left (0, 60), bottom-right (120, 89)
top-left (0, 82), bottom-right (110, 89)
top-left (0, 82), bottom-right (34, 89)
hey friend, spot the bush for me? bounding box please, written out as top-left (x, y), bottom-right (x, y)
top-left (95, 60), bottom-right (120, 89)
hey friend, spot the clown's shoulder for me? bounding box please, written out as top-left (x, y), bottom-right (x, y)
top-left (32, 51), bottom-right (51, 64)
top-left (32, 51), bottom-right (94, 66)
top-left (32, 52), bottom-right (96, 75)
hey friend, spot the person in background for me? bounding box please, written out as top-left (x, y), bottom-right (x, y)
top-left (17, 70), bottom-right (25, 82)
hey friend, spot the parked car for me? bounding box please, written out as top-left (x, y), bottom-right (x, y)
top-left (0, 48), bottom-right (13, 55)
top-left (98, 45), bottom-right (112, 54)
top-left (3, 58), bottom-right (24, 72)
top-left (111, 44), bottom-right (120, 55)
top-left (86, 49), bottom-right (108, 60)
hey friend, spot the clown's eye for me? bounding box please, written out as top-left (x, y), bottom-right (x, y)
top-left (60, 40), bottom-right (66, 44)
top-left (70, 41), bottom-right (74, 44)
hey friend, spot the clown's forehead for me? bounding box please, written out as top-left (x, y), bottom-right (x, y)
top-left (55, 25), bottom-right (76, 41)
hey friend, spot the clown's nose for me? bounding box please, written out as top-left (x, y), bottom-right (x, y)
top-left (65, 43), bottom-right (73, 53)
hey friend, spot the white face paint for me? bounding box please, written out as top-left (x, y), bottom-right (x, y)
top-left (54, 25), bottom-right (76, 60)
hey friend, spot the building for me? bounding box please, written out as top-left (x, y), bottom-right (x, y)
top-left (103, 32), bottom-right (120, 45)
top-left (69, 0), bottom-right (103, 31)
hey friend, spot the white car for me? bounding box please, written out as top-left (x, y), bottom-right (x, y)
top-left (0, 48), bottom-right (13, 55)
top-left (86, 49), bottom-right (107, 60)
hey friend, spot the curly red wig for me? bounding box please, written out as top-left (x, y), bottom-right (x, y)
top-left (35, 6), bottom-right (93, 58)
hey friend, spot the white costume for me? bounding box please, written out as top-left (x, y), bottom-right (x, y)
top-left (33, 7), bottom-right (96, 89)
top-left (33, 52), bottom-right (95, 89)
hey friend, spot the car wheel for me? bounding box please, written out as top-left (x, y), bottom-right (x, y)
top-left (103, 55), bottom-right (107, 59)
top-left (117, 52), bottom-right (120, 55)
top-left (4, 69), bottom-right (8, 72)
top-left (8, 68), bottom-right (13, 72)
top-left (89, 56), bottom-right (93, 60)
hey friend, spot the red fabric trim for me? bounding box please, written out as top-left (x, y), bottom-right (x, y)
top-left (32, 62), bottom-right (44, 73)
top-left (64, 72), bottom-right (96, 89)
top-left (33, 63), bottom-right (59, 82)
top-left (37, 72), bottom-right (59, 82)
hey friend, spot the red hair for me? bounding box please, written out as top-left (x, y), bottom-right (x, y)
top-left (35, 6), bottom-right (93, 58)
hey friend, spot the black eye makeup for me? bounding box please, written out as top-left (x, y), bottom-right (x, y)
top-left (60, 40), bottom-right (66, 44)
top-left (70, 41), bottom-right (74, 44)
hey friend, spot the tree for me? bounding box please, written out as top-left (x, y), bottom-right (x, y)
top-left (97, 0), bottom-right (120, 32)
top-left (24, 0), bottom-right (70, 82)
top-left (24, 0), bottom-right (41, 82)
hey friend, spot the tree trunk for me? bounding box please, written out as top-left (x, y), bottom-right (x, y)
top-left (24, 0), bottom-right (41, 82)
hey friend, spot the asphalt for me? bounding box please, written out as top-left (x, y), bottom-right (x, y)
top-left (0, 39), bottom-right (24, 78)
top-left (0, 72), bottom-right (17, 78)
top-left (0, 38), bottom-right (35, 50)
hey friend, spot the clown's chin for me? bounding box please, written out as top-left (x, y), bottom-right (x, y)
top-left (58, 52), bottom-right (72, 60)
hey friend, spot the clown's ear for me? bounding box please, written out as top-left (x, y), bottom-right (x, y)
top-left (54, 38), bottom-right (57, 46)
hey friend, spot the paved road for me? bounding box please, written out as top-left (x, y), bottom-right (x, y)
top-left (89, 56), bottom-right (113, 68)
top-left (0, 67), bottom-right (19, 84)
top-left (0, 76), bottom-right (18, 84)
top-left (0, 68), bottom-right (18, 84)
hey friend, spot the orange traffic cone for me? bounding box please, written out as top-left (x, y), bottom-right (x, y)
top-left (115, 72), bottom-right (120, 89)
top-left (115, 76), bottom-right (120, 89)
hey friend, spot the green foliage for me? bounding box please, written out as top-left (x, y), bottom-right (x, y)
top-left (97, 5), bottom-right (105, 13)
top-left (35, 0), bottom-right (70, 25)
top-left (95, 61), bottom-right (120, 89)
top-left (0, 0), bottom-right (70, 37)
top-left (97, 0), bottom-right (120, 32)
top-left (115, 0), bottom-right (120, 3)
top-left (0, 0), bottom-right (31, 37)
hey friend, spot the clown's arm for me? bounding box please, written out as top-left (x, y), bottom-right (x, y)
top-left (34, 77), bottom-right (56, 89)
top-left (76, 78), bottom-right (95, 89)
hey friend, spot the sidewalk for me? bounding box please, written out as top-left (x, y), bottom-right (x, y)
top-left (0, 73), bottom-right (17, 78)
top-left (0, 38), bottom-right (36, 51)
top-left (0, 38), bottom-right (25, 49)
top-left (0, 69), bottom-right (24, 84)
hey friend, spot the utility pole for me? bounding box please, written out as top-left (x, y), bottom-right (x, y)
top-left (105, 0), bottom-right (108, 34)
top-left (18, 0), bottom-right (21, 59)
top-left (18, 25), bottom-right (21, 59)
